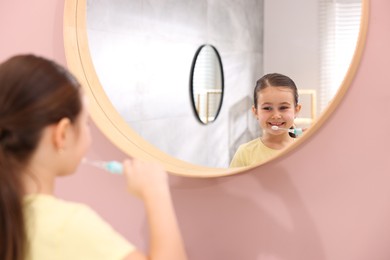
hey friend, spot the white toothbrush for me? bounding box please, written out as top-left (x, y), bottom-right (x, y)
top-left (82, 158), bottom-right (123, 174)
top-left (271, 125), bottom-right (303, 136)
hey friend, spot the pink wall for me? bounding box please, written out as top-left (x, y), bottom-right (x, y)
top-left (1, 1), bottom-right (390, 259)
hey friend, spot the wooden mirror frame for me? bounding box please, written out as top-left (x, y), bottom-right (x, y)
top-left (63, 0), bottom-right (369, 177)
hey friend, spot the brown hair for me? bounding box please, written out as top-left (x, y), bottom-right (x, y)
top-left (0, 54), bottom-right (82, 260)
top-left (253, 73), bottom-right (299, 108)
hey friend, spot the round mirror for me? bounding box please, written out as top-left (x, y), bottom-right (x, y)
top-left (190, 44), bottom-right (224, 124)
top-left (63, 0), bottom-right (369, 177)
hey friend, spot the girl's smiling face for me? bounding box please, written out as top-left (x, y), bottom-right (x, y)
top-left (252, 86), bottom-right (301, 136)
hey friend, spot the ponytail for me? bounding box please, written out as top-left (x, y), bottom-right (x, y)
top-left (0, 150), bottom-right (26, 260)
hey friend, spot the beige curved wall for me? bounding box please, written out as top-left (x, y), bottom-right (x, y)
top-left (1, 0), bottom-right (390, 259)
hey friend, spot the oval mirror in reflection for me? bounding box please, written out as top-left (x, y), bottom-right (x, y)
top-left (190, 44), bottom-right (224, 124)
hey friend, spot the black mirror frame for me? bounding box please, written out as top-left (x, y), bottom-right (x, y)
top-left (189, 44), bottom-right (225, 125)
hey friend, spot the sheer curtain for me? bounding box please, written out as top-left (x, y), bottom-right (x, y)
top-left (319, 0), bottom-right (362, 111)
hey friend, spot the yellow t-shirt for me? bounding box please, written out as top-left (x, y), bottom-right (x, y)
top-left (23, 194), bottom-right (135, 260)
top-left (229, 138), bottom-right (280, 168)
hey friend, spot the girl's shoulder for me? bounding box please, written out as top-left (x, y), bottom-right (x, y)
top-left (238, 138), bottom-right (262, 150)
top-left (25, 194), bottom-right (87, 210)
top-left (24, 194), bottom-right (94, 224)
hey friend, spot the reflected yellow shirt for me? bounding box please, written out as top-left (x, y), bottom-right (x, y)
top-left (230, 138), bottom-right (279, 168)
top-left (24, 194), bottom-right (134, 260)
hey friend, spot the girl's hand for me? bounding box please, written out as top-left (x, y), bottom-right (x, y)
top-left (122, 159), bottom-right (168, 199)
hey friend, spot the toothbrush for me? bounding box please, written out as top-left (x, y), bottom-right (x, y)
top-left (271, 125), bottom-right (303, 136)
top-left (82, 158), bottom-right (123, 174)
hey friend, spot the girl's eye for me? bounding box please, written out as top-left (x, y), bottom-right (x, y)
top-left (262, 107), bottom-right (272, 111)
top-left (279, 106), bottom-right (290, 110)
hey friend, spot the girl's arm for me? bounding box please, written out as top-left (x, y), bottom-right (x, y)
top-left (122, 159), bottom-right (187, 260)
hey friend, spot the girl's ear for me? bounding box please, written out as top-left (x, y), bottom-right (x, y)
top-left (52, 118), bottom-right (71, 151)
top-left (295, 104), bottom-right (302, 115)
top-left (251, 105), bottom-right (258, 118)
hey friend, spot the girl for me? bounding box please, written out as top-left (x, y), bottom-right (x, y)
top-left (230, 73), bottom-right (302, 168)
top-left (0, 54), bottom-right (187, 260)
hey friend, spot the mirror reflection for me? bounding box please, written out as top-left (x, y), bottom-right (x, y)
top-left (190, 44), bottom-right (224, 124)
top-left (86, 0), bottom-right (362, 168)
